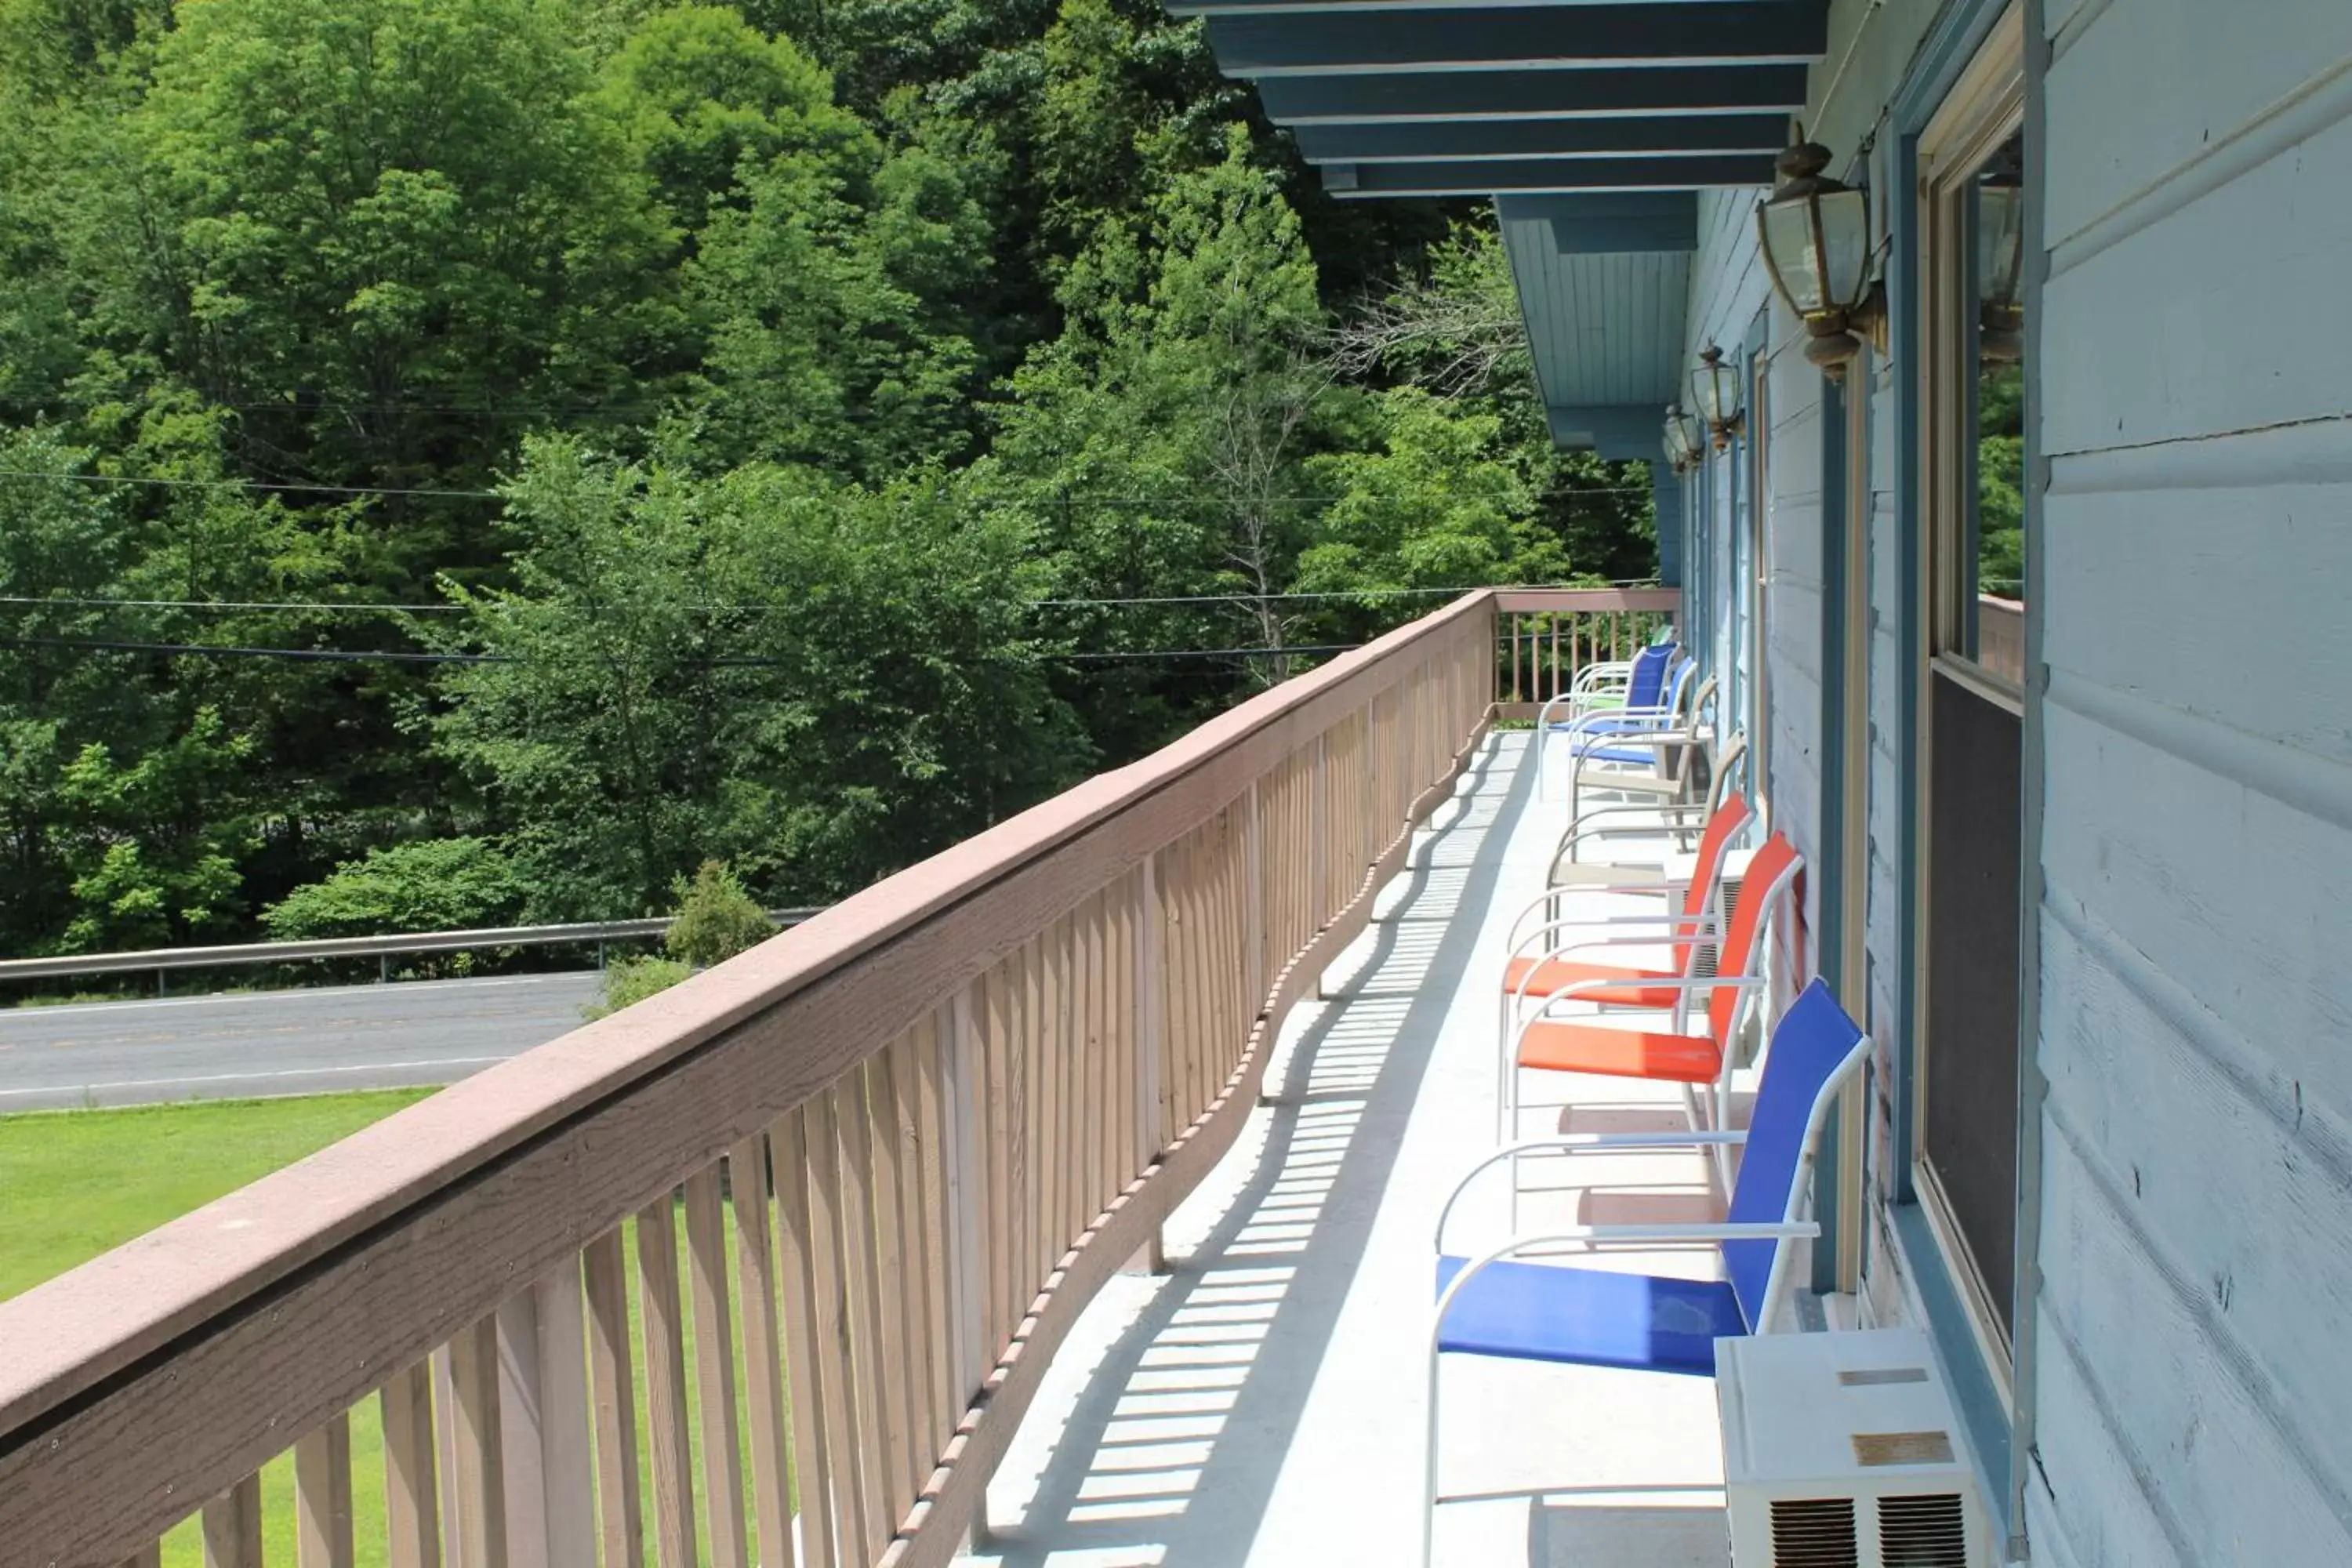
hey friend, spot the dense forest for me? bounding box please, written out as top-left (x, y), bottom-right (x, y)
top-left (0, 0), bottom-right (1657, 957)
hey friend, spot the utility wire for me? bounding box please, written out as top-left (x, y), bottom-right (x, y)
top-left (0, 633), bottom-right (1366, 666)
top-left (0, 468), bottom-right (1657, 505)
top-left (0, 470), bottom-right (503, 500)
top-left (0, 581), bottom-right (1660, 616)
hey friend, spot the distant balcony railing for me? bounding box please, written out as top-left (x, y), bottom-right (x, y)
top-left (0, 586), bottom-right (1668, 1568)
top-left (1978, 593), bottom-right (2025, 686)
top-left (1492, 587), bottom-right (1682, 716)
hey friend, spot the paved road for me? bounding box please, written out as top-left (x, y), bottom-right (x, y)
top-left (0, 971), bottom-right (604, 1112)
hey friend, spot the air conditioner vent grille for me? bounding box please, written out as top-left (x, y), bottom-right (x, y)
top-left (1768, 1497), bottom-right (1859, 1566)
top-left (1879, 1492), bottom-right (1969, 1566)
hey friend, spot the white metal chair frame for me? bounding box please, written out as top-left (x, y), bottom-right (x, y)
top-left (1497, 844), bottom-right (1804, 1155)
top-left (1534, 655), bottom-right (1695, 800)
top-left (1558, 692), bottom-right (1715, 826)
top-left (1419, 1036), bottom-right (1864, 1568)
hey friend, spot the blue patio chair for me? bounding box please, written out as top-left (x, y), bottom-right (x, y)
top-left (1535, 649), bottom-right (1691, 800)
top-left (1554, 670), bottom-right (1715, 823)
top-left (1541, 634), bottom-right (1677, 726)
top-left (1420, 978), bottom-right (1869, 1566)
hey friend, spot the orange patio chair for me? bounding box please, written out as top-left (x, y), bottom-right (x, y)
top-left (1498, 832), bottom-right (1805, 1152)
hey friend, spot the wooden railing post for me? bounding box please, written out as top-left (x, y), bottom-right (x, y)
top-left (939, 987), bottom-right (990, 1548)
top-left (1131, 856), bottom-right (1167, 1273)
top-left (294, 1413), bottom-right (354, 1568)
top-left (1245, 777), bottom-right (1266, 1015)
top-left (1308, 733), bottom-right (1330, 997)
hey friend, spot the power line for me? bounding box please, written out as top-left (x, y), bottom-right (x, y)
top-left (0, 470), bottom-right (502, 500)
top-left (0, 581), bottom-right (1659, 616)
top-left (0, 633), bottom-right (1367, 667)
top-left (0, 468), bottom-right (1657, 506)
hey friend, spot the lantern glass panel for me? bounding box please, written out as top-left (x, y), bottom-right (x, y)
top-left (1760, 199), bottom-right (1823, 314)
top-left (1691, 358), bottom-right (1737, 429)
top-left (1817, 187), bottom-right (1873, 310)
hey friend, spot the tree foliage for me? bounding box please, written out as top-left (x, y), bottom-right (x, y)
top-left (0, 0), bottom-right (1660, 960)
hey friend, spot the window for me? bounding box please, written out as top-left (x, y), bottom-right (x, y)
top-left (1745, 339), bottom-right (1772, 801)
top-left (1912, 6), bottom-right (2027, 1362)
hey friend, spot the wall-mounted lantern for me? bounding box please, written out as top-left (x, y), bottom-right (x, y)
top-left (1976, 149), bottom-right (2027, 363)
top-left (1661, 404), bottom-right (1704, 473)
top-left (1690, 347), bottom-right (1745, 449)
top-left (1756, 138), bottom-right (1879, 379)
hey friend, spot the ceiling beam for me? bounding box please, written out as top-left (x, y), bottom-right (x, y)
top-left (1254, 64), bottom-right (1809, 122)
top-left (1322, 152), bottom-right (1775, 195)
top-left (1206, 4), bottom-right (1828, 77)
top-left (1290, 113), bottom-right (1785, 162)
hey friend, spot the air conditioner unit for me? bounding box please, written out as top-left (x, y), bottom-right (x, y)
top-left (1717, 1327), bottom-right (1998, 1568)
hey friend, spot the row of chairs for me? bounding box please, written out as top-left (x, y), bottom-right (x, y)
top-left (1419, 642), bottom-right (1874, 1564)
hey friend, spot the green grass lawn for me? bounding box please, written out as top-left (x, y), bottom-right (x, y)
top-left (0, 1091), bottom-right (437, 1305)
top-left (2, 1094), bottom-right (786, 1568)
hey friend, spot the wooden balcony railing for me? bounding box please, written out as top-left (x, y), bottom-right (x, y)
top-left (0, 586), bottom-right (1670, 1568)
top-left (1492, 587), bottom-right (1683, 717)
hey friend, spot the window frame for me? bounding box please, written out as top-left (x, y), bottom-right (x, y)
top-left (1907, 0), bottom-right (2030, 1392)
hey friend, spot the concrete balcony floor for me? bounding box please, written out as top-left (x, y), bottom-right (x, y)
top-left (969, 732), bottom-right (1738, 1568)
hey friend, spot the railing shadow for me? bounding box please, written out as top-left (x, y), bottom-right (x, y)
top-left (976, 731), bottom-right (1537, 1568)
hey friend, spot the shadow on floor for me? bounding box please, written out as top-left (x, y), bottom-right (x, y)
top-left (976, 735), bottom-right (1536, 1568)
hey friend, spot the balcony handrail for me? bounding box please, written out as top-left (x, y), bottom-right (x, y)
top-left (0, 912), bottom-right (828, 984)
top-left (0, 583), bottom-right (1668, 1568)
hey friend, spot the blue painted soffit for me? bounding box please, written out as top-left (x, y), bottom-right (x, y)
top-left (1165, 1), bottom-right (1822, 195)
top-left (1497, 195), bottom-right (1693, 451)
top-left (1161, 0), bottom-right (1798, 494)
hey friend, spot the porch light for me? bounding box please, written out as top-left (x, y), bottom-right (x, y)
top-left (1756, 138), bottom-right (1877, 378)
top-left (1690, 347), bottom-right (1744, 449)
top-left (1976, 155), bottom-right (2027, 363)
top-left (1662, 404), bottom-right (1704, 473)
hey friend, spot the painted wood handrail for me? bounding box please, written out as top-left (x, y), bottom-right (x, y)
top-left (0, 585), bottom-right (1670, 1568)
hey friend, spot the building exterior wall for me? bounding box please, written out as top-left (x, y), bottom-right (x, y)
top-left (1674, 1), bottom-right (2352, 1562)
top-left (2024, 2), bottom-right (2352, 1563)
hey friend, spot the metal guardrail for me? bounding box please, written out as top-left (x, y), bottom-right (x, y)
top-left (0, 910), bottom-right (825, 985)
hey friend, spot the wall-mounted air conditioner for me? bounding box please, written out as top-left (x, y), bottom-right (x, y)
top-left (1717, 1327), bottom-right (1998, 1568)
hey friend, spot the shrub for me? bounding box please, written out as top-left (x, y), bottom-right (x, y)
top-left (585, 955), bottom-right (694, 1020)
top-left (663, 859), bottom-right (771, 968)
top-left (263, 837), bottom-right (528, 941)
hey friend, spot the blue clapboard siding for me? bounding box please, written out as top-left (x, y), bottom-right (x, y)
top-left (2030, 1), bottom-right (2352, 1563)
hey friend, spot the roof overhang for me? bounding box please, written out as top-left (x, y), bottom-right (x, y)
top-left (1168, 0), bottom-right (1815, 481)
top-left (1168, 1), bottom-right (1820, 198)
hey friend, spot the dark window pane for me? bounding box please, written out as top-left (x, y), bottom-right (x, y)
top-left (1924, 672), bottom-right (2021, 1336)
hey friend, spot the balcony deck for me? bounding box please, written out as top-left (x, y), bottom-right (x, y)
top-left (971, 731), bottom-right (1733, 1568)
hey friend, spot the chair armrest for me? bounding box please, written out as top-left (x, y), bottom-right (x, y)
top-left (1436, 1134), bottom-right (1748, 1245)
top-left (1504, 909), bottom-right (1718, 964)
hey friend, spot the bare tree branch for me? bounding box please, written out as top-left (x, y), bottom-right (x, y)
top-left (1322, 275), bottom-right (1530, 397)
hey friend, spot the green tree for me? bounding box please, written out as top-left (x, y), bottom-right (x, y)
top-left (123, 0), bottom-right (674, 571)
top-left (434, 436), bottom-right (1083, 916)
top-left (1295, 388), bottom-right (1568, 643)
top-left (597, 5), bottom-right (869, 239)
top-left (54, 706), bottom-right (256, 952)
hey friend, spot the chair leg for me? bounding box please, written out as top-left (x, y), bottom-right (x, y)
top-left (1423, 1341), bottom-right (1446, 1568)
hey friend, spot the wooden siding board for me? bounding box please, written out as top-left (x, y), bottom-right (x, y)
top-left (2043, 430), bottom-right (2352, 763)
top-left (2037, 1122), bottom-right (2352, 1560)
top-left (2040, 706), bottom-right (2352, 1123)
top-left (2025, 1304), bottom-right (2194, 1568)
top-left (2043, 111), bottom-right (2352, 455)
top-left (2040, 913), bottom-right (2352, 1469)
top-left (2042, 0), bottom-right (2352, 245)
